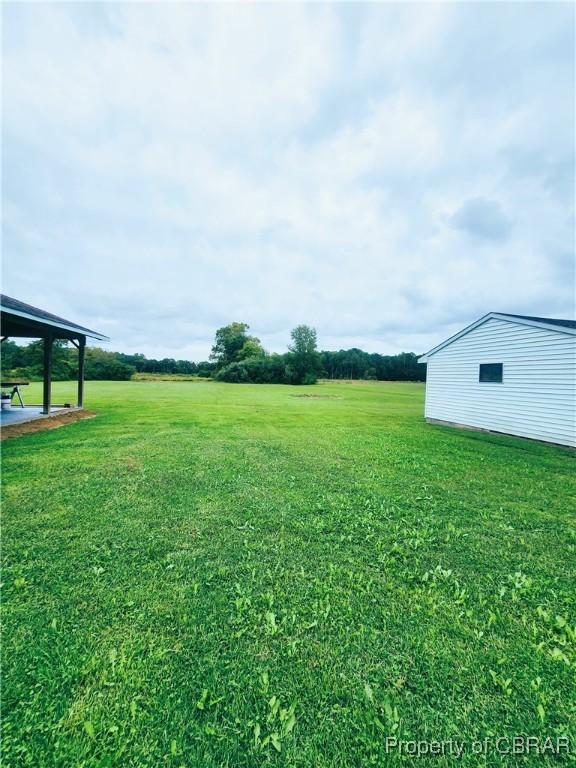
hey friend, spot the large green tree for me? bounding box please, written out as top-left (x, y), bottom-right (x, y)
top-left (210, 322), bottom-right (264, 368)
top-left (286, 325), bottom-right (322, 384)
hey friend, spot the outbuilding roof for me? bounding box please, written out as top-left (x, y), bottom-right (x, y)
top-left (419, 312), bottom-right (576, 363)
top-left (1, 294), bottom-right (109, 341)
top-left (495, 313), bottom-right (576, 330)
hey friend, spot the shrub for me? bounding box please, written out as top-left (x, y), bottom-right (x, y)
top-left (216, 355), bottom-right (289, 384)
top-left (215, 361), bottom-right (250, 383)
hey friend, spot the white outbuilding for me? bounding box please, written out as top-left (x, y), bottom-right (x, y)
top-left (418, 313), bottom-right (576, 447)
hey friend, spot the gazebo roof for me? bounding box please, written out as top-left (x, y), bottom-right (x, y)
top-left (1, 294), bottom-right (108, 341)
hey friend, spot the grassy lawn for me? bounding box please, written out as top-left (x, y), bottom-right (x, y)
top-left (2, 380), bottom-right (575, 767)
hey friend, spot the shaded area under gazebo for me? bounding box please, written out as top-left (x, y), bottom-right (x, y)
top-left (1, 295), bottom-right (108, 427)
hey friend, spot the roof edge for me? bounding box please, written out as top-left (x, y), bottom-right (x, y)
top-left (419, 312), bottom-right (576, 362)
top-left (1, 304), bottom-right (109, 341)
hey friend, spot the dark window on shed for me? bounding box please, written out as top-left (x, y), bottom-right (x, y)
top-left (479, 363), bottom-right (503, 382)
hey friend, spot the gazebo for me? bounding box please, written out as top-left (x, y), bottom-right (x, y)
top-left (0, 294), bottom-right (108, 422)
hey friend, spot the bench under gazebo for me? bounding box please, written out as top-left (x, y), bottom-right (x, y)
top-left (1, 295), bottom-right (108, 426)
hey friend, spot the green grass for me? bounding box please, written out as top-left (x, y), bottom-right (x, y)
top-left (2, 380), bottom-right (575, 767)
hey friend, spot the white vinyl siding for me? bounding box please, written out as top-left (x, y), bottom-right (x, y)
top-left (424, 317), bottom-right (576, 447)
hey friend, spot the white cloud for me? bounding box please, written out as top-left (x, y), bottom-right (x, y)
top-left (2, 2), bottom-right (574, 358)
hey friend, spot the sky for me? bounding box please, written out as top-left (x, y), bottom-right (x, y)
top-left (2, 2), bottom-right (574, 360)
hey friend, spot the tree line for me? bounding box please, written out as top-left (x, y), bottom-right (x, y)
top-left (210, 323), bottom-right (424, 383)
top-left (0, 324), bottom-right (425, 384)
top-left (320, 349), bottom-right (424, 381)
top-left (0, 340), bottom-right (217, 381)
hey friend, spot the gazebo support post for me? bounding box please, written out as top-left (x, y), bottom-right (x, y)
top-left (42, 332), bottom-right (53, 415)
top-left (77, 336), bottom-right (86, 409)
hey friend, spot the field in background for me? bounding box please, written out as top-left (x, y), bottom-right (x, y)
top-left (132, 373), bottom-right (211, 382)
top-left (2, 380), bottom-right (575, 766)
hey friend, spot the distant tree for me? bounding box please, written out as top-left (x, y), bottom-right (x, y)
top-left (237, 337), bottom-right (266, 360)
top-left (22, 339), bottom-right (75, 380)
top-left (174, 359), bottom-right (197, 375)
top-left (1, 340), bottom-right (25, 376)
top-left (117, 352), bottom-right (147, 372)
top-left (210, 322), bottom-right (264, 368)
top-left (159, 358), bottom-right (177, 373)
top-left (84, 348), bottom-right (135, 380)
top-left (286, 325), bottom-right (322, 384)
top-left (196, 361), bottom-right (218, 378)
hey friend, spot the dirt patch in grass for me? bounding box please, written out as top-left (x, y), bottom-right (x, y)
top-left (1, 410), bottom-right (97, 441)
top-left (290, 394), bottom-right (343, 399)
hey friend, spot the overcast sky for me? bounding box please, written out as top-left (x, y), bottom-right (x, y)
top-left (2, 2), bottom-right (574, 360)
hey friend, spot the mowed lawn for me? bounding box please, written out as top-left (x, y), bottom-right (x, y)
top-left (2, 380), bottom-right (575, 767)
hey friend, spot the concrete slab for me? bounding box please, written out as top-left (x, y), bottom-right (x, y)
top-left (1, 406), bottom-right (71, 427)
